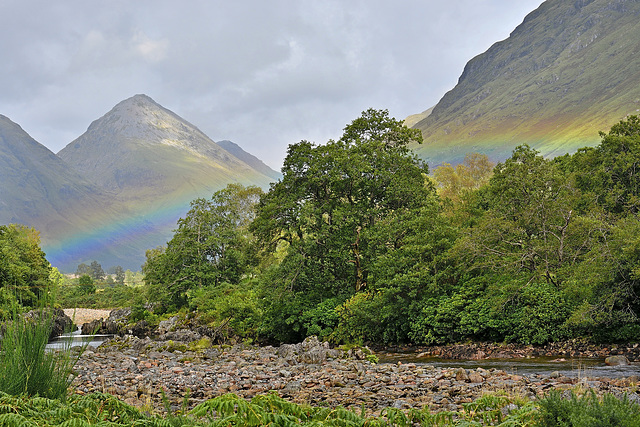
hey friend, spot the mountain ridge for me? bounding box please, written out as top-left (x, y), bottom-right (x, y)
top-left (2, 95), bottom-right (280, 271)
top-left (411, 0), bottom-right (640, 165)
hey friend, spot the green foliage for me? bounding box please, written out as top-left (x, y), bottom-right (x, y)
top-left (0, 313), bottom-right (81, 400)
top-left (562, 115), bottom-right (640, 215)
top-left (535, 390), bottom-right (640, 427)
top-left (0, 224), bottom-right (52, 309)
top-left (252, 109), bottom-right (433, 343)
top-left (188, 281), bottom-right (263, 341)
top-left (12, 389), bottom-right (626, 426)
top-left (143, 184), bottom-right (263, 313)
top-left (136, 113), bottom-right (640, 346)
top-left (78, 275), bottom-right (95, 295)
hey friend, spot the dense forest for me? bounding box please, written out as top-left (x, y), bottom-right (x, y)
top-left (3, 110), bottom-right (639, 346)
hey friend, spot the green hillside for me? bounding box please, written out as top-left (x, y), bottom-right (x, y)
top-left (411, 0), bottom-right (640, 165)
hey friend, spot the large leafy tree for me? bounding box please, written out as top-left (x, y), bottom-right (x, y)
top-left (560, 115), bottom-right (640, 215)
top-left (252, 109), bottom-right (435, 341)
top-left (0, 224), bottom-right (51, 310)
top-left (454, 145), bottom-right (589, 284)
top-left (143, 184), bottom-right (263, 311)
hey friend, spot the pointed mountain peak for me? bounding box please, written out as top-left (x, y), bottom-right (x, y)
top-left (83, 94), bottom-right (209, 146)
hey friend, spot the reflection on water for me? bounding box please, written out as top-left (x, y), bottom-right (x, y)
top-left (46, 328), bottom-right (112, 350)
top-left (377, 352), bottom-right (640, 379)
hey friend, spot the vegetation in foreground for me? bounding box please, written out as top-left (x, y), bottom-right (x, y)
top-left (1, 389), bottom-right (640, 426)
top-left (0, 313), bottom-right (78, 400)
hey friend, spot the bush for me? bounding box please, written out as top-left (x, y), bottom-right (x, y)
top-left (536, 390), bottom-right (640, 426)
top-left (189, 281), bottom-right (263, 340)
top-left (0, 312), bottom-right (81, 400)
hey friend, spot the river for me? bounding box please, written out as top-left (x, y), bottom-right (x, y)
top-left (377, 351), bottom-right (640, 379)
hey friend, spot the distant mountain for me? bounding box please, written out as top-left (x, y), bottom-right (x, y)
top-left (410, 0), bottom-right (640, 166)
top-left (217, 140), bottom-right (282, 181)
top-left (0, 115), bottom-right (139, 267)
top-left (1, 95), bottom-right (279, 271)
top-left (48, 94), bottom-right (279, 270)
top-left (58, 95), bottom-right (276, 202)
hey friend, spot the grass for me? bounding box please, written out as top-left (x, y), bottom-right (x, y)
top-left (0, 310), bottom-right (82, 400)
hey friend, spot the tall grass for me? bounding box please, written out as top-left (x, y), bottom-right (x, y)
top-left (0, 311), bottom-right (80, 400)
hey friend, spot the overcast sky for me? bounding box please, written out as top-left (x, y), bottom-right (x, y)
top-left (1, 0), bottom-right (544, 170)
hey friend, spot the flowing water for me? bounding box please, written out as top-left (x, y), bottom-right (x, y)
top-left (46, 328), bottom-right (113, 350)
top-left (377, 351), bottom-right (640, 379)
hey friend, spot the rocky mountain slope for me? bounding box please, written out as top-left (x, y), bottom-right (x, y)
top-left (58, 95), bottom-right (276, 203)
top-left (411, 0), bottom-right (640, 165)
top-left (1, 95), bottom-right (279, 271)
top-left (0, 115), bottom-right (108, 238)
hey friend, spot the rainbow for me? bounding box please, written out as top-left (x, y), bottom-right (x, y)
top-left (42, 196), bottom-right (196, 272)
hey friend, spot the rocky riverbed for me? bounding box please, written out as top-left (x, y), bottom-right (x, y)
top-left (70, 335), bottom-right (640, 416)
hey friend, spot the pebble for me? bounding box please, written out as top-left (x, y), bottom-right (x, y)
top-left (69, 336), bottom-right (640, 416)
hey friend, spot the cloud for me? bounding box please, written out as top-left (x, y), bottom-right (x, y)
top-left (0, 0), bottom-right (544, 169)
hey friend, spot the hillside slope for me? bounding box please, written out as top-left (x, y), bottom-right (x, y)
top-left (58, 95), bottom-right (276, 202)
top-left (411, 0), bottom-right (640, 165)
top-left (0, 115), bottom-right (138, 267)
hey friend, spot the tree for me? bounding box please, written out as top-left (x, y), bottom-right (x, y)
top-left (252, 109), bottom-right (435, 341)
top-left (78, 274), bottom-right (95, 295)
top-left (76, 263), bottom-right (91, 277)
top-left (432, 152), bottom-right (494, 206)
top-left (143, 184), bottom-right (263, 312)
top-left (114, 266), bottom-right (125, 285)
top-left (89, 261), bottom-right (105, 282)
top-left (560, 115), bottom-right (640, 215)
top-left (0, 224), bottom-right (51, 308)
top-left (454, 145), bottom-right (588, 285)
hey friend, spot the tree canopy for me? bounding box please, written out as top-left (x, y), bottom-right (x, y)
top-left (0, 224), bottom-right (52, 313)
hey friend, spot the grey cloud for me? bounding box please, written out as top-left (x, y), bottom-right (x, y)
top-left (0, 0), bottom-right (544, 169)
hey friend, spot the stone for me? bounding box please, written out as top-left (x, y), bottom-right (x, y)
top-left (605, 355), bottom-right (629, 366)
top-left (454, 368), bottom-right (469, 382)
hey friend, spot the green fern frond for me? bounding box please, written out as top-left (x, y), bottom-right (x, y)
top-left (0, 412), bottom-right (37, 427)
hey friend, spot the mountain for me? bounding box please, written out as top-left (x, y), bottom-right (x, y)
top-left (1, 95), bottom-right (279, 271)
top-left (47, 94), bottom-right (279, 271)
top-left (0, 115), bottom-right (140, 266)
top-left (410, 0), bottom-right (640, 166)
top-left (58, 95), bottom-right (276, 202)
top-left (217, 140), bottom-right (282, 181)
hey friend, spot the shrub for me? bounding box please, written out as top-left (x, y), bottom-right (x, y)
top-left (0, 312), bottom-right (81, 400)
top-left (536, 390), bottom-right (640, 426)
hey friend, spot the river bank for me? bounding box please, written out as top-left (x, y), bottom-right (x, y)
top-left (70, 335), bottom-right (640, 416)
top-left (58, 308), bottom-right (639, 415)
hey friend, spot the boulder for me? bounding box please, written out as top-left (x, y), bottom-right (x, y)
top-left (605, 355), bottom-right (629, 366)
top-left (81, 318), bottom-right (104, 335)
top-left (23, 308), bottom-right (74, 339)
top-left (130, 320), bottom-right (151, 338)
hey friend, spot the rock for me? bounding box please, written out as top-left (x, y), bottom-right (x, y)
top-left (22, 308), bottom-right (74, 339)
top-left (468, 372), bottom-right (484, 383)
top-left (454, 368), bottom-right (469, 382)
top-left (82, 318), bottom-right (104, 335)
top-left (605, 355), bottom-right (629, 366)
top-left (130, 320), bottom-right (151, 338)
top-left (159, 329), bottom-right (202, 343)
top-left (157, 316), bottom-right (179, 334)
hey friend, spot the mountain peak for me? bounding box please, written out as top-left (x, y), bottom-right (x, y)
top-left (83, 94), bottom-right (209, 148)
top-left (58, 94), bottom-right (276, 195)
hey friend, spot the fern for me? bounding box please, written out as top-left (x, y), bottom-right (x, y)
top-left (0, 412), bottom-right (37, 427)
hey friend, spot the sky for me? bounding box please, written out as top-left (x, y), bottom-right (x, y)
top-left (1, 0), bottom-right (544, 171)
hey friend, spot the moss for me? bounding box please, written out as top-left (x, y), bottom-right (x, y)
top-left (187, 337), bottom-right (212, 352)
